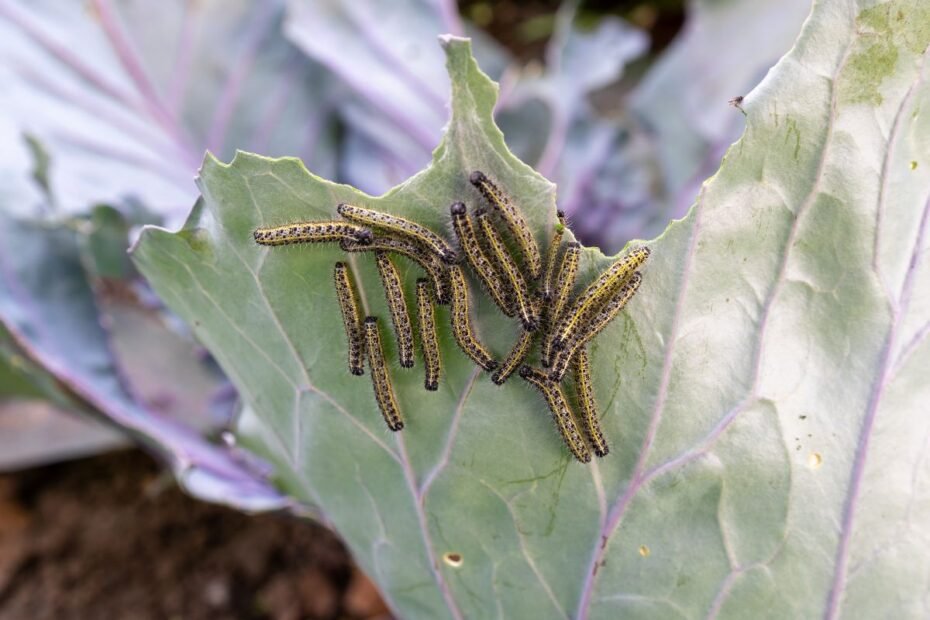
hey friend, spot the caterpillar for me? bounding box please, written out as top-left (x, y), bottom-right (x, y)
top-left (542, 241), bottom-right (581, 367)
top-left (491, 329), bottom-right (533, 386)
top-left (540, 211), bottom-right (566, 301)
top-left (518, 365), bottom-right (591, 463)
top-left (333, 262), bottom-right (365, 376)
top-left (337, 203), bottom-right (457, 265)
top-left (341, 235), bottom-right (450, 304)
top-left (448, 265), bottom-right (498, 372)
top-left (363, 317), bottom-right (405, 431)
top-left (475, 207), bottom-right (538, 332)
top-left (549, 271), bottom-right (643, 382)
top-left (449, 201), bottom-right (514, 317)
top-left (374, 252), bottom-right (415, 368)
top-left (416, 279), bottom-right (442, 391)
top-left (551, 246), bottom-right (650, 351)
top-left (469, 171), bottom-right (542, 279)
top-left (254, 221), bottom-right (373, 246)
top-left (573, 347), bottom-right (608, 457)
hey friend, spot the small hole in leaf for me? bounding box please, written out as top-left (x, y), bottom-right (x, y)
top-left (808, 452), bottom-right (823, 469)
top-left (638, 545), bottom-right (650, 558)
top-left (443, 552), bottom-right (463, 568)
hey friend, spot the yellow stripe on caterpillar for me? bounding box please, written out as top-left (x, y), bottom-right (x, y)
top-left (549, 271), bottom-right (643, 382)
top-left (540, 210), bottom-right (566, 301)
top-left (573, 347), bottom-right (608, 457)
top-left (450, 201), bottom-right (514, 317)
top-left (551, 246), bottom-right (649, 351)
top-left (491, 329), bottom-right (533, 386)
top-left (448, 265), bottom-right (498, 372)
top-left (475, 207), bottom-right (538, 332)
top-left (254, 221), bottom-right (372, 246)
top-left (363, 317), bottom-right (404, 431)
top-left (341, 235), bottom-right (450, 305)
top-left (416, 279), bottom-right (442, 391)
top-left (519, 365), bottom-right (591, 463)
top-left (374, 252), bottom-right (415, 369)
top-left (542, 241), bottom-right (581, 367)
top-left (338, 203), bottom-right (457, 264)
top-left (333, 262), bottom-right (365, 376)
top-left (470, 171), bottom-right (542, 279)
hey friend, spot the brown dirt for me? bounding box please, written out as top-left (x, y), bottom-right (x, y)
top-left (0, 450), bottom-right (390, 620)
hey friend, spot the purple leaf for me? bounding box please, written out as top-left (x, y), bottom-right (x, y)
top-left (0, 213), bottom-right (289, 510)
top-left (0, 0), bottom-right (340, 222)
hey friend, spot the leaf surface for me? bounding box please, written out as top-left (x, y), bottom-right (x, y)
top-left (0, 213), bottom-right (287, 508)
top-left (134, 2), bottom-right (930, 615)
top-left (0, 0), bottom-right (338, 220)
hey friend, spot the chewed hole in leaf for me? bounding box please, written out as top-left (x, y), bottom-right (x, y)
top-left (443, 552), bottom-right (464, 568)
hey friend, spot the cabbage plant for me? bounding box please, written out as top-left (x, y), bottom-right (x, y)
top-left (132, 0), bottom-right (930, 614)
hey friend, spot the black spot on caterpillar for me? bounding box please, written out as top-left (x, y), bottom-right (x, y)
top-left (363, 317), bottom-right (404, 431)
top-left (540, 210), bottom-right (566, 302)
top-left (519, 365), bottom-right (591, 463)
top-left (341, 235), bottom-right (451, 305)
top-left (416, 279), bottom-right (442, 391)
top-left (573, 347), bottom-right (608, 457)
top-left (337, 203), bottom-right (457, 265)
top-left (475, 207), bottom-right (538, 332)
top-left (549, 271), bottom-right (643, 382)
top-left (491, 329), bottom-right (533, 386)
top-left (448, 265), bottom-right (498, 372)
top-left (469, 170), bottom-right (542, 279)
top-left (374, 252), bottom-right (415, 369)
top-left (449, 201), bottom-right (514, 317)
top-left (541, 241), bottom-right (580, 367)
top-left (333, 262), bottom-right (365, 376)
top-left (551, 246), bottom-right (649, 351)
top-left (254, 221), bottom-right (373, 246)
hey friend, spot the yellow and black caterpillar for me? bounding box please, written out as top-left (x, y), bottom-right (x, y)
top-left (254, 174), bottom-right (647, 461)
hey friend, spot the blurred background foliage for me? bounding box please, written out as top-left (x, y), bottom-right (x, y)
top-left (0, 0), bottom-right (810, 509)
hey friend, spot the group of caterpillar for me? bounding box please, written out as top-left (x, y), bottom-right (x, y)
top-left (253, 171), bottom-right (648, 462)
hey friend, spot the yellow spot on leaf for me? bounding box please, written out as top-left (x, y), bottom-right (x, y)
top-left (808, 452), bottom-right (823, 469)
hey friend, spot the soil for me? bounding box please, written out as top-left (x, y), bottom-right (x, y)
top-left (0, 450), bottom-right (390, 620)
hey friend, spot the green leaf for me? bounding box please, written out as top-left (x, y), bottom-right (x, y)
top-left (133, 1), bottom-right (930, 614)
